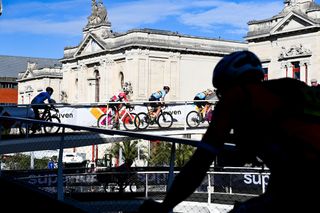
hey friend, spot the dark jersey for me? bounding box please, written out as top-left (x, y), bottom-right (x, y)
top-left (207, 78), bottom-right (320, 169)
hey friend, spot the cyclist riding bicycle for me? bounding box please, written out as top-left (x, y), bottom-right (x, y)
top-left (31, 87), bottom-right (55, 132)
top-left (148, 86), bottom-right (170, 119)
top-left (193, 89), bottom-right (214, 121)
top-left (109, 88), bottom-right (130, 129)
top-left (139, 50), bottom-right (320, 213)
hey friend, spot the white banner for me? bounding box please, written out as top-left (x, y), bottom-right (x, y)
top-left (1, 104), bottom-right (206, 128)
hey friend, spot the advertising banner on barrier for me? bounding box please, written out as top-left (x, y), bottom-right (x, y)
top-left (1, 103), bottom-right (208, 128)
top-left (56, 104), bottom-right (197, 127)
top-left (2, 169), bottom-right (269, 195)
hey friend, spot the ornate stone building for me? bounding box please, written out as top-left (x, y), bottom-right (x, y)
top-left (17, 62), bottom-right (62, 104)
top-left (59, 0), bottom-right (246, 103)
top-left (246, 0), bottom-right (320, 83)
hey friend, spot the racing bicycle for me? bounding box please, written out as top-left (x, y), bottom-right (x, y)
top-left (19, 104), bottom-right (61, 135)
top-left (186, 104), bottom-right (212, 128)
top-left (97, 104), bottom-right (139, 130)
top-left (135, 105), bottom-right (173, 130)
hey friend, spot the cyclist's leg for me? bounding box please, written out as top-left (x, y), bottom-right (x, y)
top-left (32, 106), bottom-right (40, 120)
top-left (112, 104), bottom-right (120, 129)
top-left (31, 105), bottom-right (42, 132)
top-left (198, 102), bottom-right (206, 120)
top-left (149, 96), bottom-right (158, 118)
top-left (154, 102), bottom-right (162, 118)
top-left (203, 103), bottom-right (210, 119)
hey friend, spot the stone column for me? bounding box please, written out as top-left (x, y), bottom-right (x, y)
top-left (300, 60), bottom-right (310, 84)
top-left (105, 58), bottom-right (115, 99)
top-left (280, 62), bottom-right (290, 78)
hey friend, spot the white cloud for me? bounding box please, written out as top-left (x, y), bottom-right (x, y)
top-left (0, 0), bottom-right (283, 37)
top-left (110, 0), bottom-right (282, 34)
top-left (109, 0), bottom-right (186, 31)
top-left (179, 1), bottom-right (282, 31)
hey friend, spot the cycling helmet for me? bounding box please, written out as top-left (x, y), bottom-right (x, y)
top-left (206, 89), bottom-right (214, 94)
top-left (46, 87), bottom-right (54, 94)
top-left (123, 82), bottom-right (133, 94)
top-left (212, 51), bottom-right (264, 90)
top-left (163, 86), bottom-right (170, 91)
top-left (311, 78), bottom-right (317, 83)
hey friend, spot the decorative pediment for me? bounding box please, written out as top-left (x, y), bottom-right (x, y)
top-left (74, 34), bottom-right (105, 57)
top-left (271, 11), bottom-right (316, 35)
top-left (20, 62), bottom-right (37, 79)
top-left (278, 44), bottom-right (312, 60)
top-left (22, 70), bottom-right (33, 79)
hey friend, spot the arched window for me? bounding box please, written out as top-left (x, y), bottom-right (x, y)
top-left (304, 63), bottom-right (308, 83)
top-left (75, 78), bottom-right (78, 100)
top-left (263, 67), bottom-right (268, 80)
top-left (119, 72), bottom-right (124, 89)
top-left (94, 70), bottom-right (100, 102)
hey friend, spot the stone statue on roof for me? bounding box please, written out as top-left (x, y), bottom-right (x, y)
top-left (282, 0), bottom-right (314, 14)
top-left (86, 0), bottom-right (109, 27)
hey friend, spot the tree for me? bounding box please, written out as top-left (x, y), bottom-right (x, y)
top-left (175, 144), bottom-right (196, 167)
top-left (108, 138), bottom-right (146, 166)
top-left (149, 141), bottom-right (171, 166)
top-left (3, 154), bottom-right (50, 170)
top-left (149, 141), bottom-right (195, 167)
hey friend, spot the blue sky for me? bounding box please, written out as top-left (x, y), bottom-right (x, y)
top-left (0, 0), bottom-right (309, 59)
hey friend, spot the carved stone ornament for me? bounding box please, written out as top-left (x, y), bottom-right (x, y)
top-left (278, 44), bottom-right (312, 60)
top-left (86, 0), bottom-right (108, 27)
top-left (101, 30), bottom-right (112, 39)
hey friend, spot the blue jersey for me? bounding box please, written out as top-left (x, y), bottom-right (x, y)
top-left (195, 92), bottom-right (206, 100)
top-left (31, 92), bottom-right (52, 104)
top-left (152, 90), bottom-right (167, 100)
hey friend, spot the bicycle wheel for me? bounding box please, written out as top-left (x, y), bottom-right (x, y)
top-left (136, 112), bottom-right (149, 130)
top-left (44, 115), bottom-right (61, 134)
top-left (97, 113), bottom-right (115, 129)
top-left (157, 112), bottom-right (173, 128)
top-left (186, 111), bottom-right (201, 128)
top-left (123, 113), bottom-right (139, 131)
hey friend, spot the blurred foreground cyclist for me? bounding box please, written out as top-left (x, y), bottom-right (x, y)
top-left (139, 50), bottom-right (320, 213)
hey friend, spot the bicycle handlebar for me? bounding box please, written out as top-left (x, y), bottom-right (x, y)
top-left (125, 104), bottom-right (134, 111)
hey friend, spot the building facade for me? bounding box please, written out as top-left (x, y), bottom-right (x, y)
top-left (17, 62), bottom-right (62, 104)
top-left (0, 77), bottom-right (17, 104)
top-left (0, 55), bottom-right (60, 104)
top-left (59, 1), bottom-right (246, 104)
top-left (17, 0), bottom-right (320, 104)
top-left (246, 0), bottom-right (320, 84)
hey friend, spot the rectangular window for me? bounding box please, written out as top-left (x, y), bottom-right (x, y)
top-left (292, 62), bottom-right (300, 80)
top-left (263, 68), bottom-right (268, 80)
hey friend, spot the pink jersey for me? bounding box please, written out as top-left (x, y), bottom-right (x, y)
top-left (110, 92), bottom-right (128, 102)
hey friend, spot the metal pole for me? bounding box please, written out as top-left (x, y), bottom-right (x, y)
top-left (261, 173), bottom-right (266, 193)
top-left (168, 150), bottom-right (175, 213)
top-left (184, 101), bottom-right (187, 131)
top-left (145, 173), bottom-right (148, 198)
top-left (27, 104), bottom-right (35, 169)
top-left (30, 152), bottom-right (35, 169)
top-left (57, 127), bottom-right (65, 201)
top-left (207, 174), bottom-right (211, 204)
top-left (119, 147), bottom-right (123, 165)
top-left (167, 142), bottom-right (176, 190)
